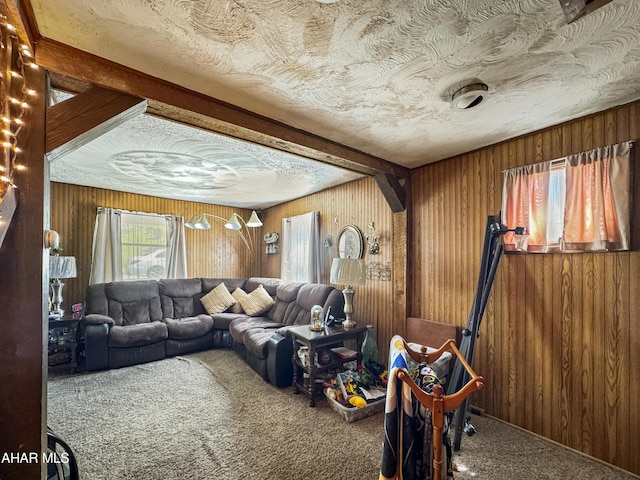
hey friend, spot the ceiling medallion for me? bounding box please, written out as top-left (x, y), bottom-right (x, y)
top-left (108, 151), bottom-right (243, 190)
top-left (451, 83), bottom-right (489, 110)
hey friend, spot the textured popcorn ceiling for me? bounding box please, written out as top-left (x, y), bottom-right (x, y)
top-left (49, 92), bottom-right (362, 208)
top-left (33, 0), bottom-right (640, 203)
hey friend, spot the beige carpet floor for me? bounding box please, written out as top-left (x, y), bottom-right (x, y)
top-left (47, 349), bottom-right (638, 480)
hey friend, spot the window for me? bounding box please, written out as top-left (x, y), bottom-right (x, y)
top-left (89, 208), bottom-right (187, 284)
top-left (546, 160), bottom-right (567, 247)
top-left (502, 141), bottom-right (632, 253)
top-left (281, 211), bottom-right (321, 283)
top-left (121, 212), bottom-right (168, 280)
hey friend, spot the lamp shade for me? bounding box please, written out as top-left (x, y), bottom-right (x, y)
top-left (225, 213), bottom-right (242, 230)
top-left (49, 256), bottom-right (77, 279)
top-left (185, 214), bottom-right (199, 229)
top-left (330, 258), bottom-right (365, 286)
top-left (246, 210), bottom-right (263, 227)
top-left (194, 214), bottom-right (211, 229)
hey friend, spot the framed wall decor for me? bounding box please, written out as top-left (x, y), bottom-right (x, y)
top-left (337, 225), bottom-right (364, 259)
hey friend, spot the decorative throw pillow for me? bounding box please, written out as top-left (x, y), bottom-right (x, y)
top-left (238, 284), bottom-right (275, 316)
top-left (231, 288), bottom-right (248, 314)
top-left (200, 282), bottom-right (236, 315)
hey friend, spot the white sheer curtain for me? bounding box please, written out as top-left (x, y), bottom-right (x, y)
top-left (166, 215), bottom-right (187, 278)
top-left (281, 211), bottom-right (321, 283)
top-left (89, 207), bottom-right (187, 284)
top-left (89, 207), bottom-right (123, 284)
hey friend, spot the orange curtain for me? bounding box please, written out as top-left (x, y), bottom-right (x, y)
top-left (502, 142), bottom-right (632, 253)
top-left (502, 162), bottom-right (550, 252)
top-left (563, 142), bottom-right (631, 251)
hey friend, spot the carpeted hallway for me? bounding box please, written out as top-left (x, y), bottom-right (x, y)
top-left (47, 349), bottom-right (638, 479)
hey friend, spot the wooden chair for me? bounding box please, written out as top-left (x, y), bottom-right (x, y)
top-left (395, 338), bottom-right (484, 480)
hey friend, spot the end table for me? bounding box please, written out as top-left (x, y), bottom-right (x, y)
top-left (48, 314), bottom-right (82, 374)
top-left (289, 324), bottom-right (367, 407)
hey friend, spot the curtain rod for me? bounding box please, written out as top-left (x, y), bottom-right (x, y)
top-left (501, 140), bottom-right (635, 174)
top-left (96, 207), bottom-right (175, 220)
top-left (284, 211), bottom-right (320, 222)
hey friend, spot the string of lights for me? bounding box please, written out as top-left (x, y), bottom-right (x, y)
top-left (0, 15), bottom-right (38, 202)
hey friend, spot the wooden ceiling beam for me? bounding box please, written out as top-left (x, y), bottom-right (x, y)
top-left (46, 85), bottom-right (147, 162)
top-left (35, 38), bottom-right (409, 179)
top-left (374, 173), bottom-right (407, 213)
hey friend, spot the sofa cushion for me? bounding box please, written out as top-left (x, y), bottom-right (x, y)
top-left (243, 327), bottom-right (279, 360)
top-left (108, 321), bottom-right (168, 347)
top-left (159, 278), bottom-right (203, 318)
top-left (297, 283), bottom-right (336, 311)
top-left (201, 282), bottom-right (236, 314)
top-left (283, 283), bottom-right (339, 326)
top-left (105, 280), bottom-right (162, 326)
top-left (211, 312), bottom-right (248, 330)
top-left (238, 284), bottom-right (275, 316)
top-left (231, 288), bottom-right (248, 314)
top-left (172, 297), bottom-right (196, 318)
top-left (162, 315), bottom-right (214, 340)
top-left (85, 283), bottom-right (108, 316)
top-left (245, 277), bottom-right (281, 296)
top-left (229, 317), bottom-right (283, 344)
top-left (159, 278), bottom-right (202, 297)
top-left (267, 282), bottom-right (303, 323)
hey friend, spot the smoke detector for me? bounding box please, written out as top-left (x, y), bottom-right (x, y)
top-left (451, 83), bottom-right (489, 110)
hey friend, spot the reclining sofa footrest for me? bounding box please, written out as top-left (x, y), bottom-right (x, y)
top-left (109, 340), bottom-right (165, 369)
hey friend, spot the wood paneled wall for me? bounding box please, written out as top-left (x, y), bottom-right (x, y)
top-left (260, 177), bottom-right (398, 361)
top-left (53, 177), bottom-right (400, 359)
top-left (50, 183), bottom-right (254, 308)
top-left (50, 103), bottom-right (640, 475)
top-left (411, 101), bottom-right (640, 475)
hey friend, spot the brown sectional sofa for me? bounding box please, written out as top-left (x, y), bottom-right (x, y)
top-left (81, 277), bottom-right (345, 387)
top-left (230, 281), bottom-right (345, 386)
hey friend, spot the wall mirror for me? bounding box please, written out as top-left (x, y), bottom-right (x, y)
top-left (337, 225), bottom-right (364, 259)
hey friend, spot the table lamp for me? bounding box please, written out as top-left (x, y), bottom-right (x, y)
top-left (49, 255), bottom-right (77, 316)
top-left (330, 258), bottom-right (365, 330)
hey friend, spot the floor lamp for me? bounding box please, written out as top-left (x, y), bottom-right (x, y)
top-left (185, 211), bottom-right (263, 252)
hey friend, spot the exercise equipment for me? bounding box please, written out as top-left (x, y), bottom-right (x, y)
top-left (446, 215), bottom-right (524, 451)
